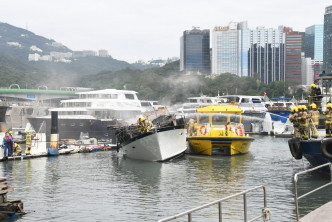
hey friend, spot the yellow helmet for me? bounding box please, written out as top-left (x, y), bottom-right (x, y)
top-left (26, 130), bottom-right (30, 133)
top-left (291, 108), bottom-right (295, 112)
top-left (14, 143), bottom-right (17, 148)
top-left (327, 104), bottom-right (332, 108)
top-left (294, 107), bottom-right (298, 112)
top-left (140, 117), bottom-right (146, 121)
top-left (297, 105), bottom-right (302, 110)
top-left (310, 103), bottom-right (317, 109)
top-left (303, 105), bottom-right (307, 110)
top-left (310, 83), bottom-right (316, 88)
top-left (9, 131), bottom-right (12, 134)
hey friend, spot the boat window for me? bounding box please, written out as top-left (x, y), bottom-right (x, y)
top-left (241, 98), bottom-right (250, 103)
top-left (230, 115), bottom-right (241, 123)
top-left (212, 114), bottom-right (227, 125)
top-left (125, 94), bottom-right (135, 100)
top-left (152, 101), bottom-right (159, 105)
top-left (141, 102), bottom-right (152, 106)
top-left (223, 97), bottom-right (240, 103)
top-left (198, 114), bottom-right (209, 125)
top-left (188, 99), bottom-right (197, 103)
top-left (252, 99), bottom-right (261, 103)
top-left (101, 94), bottom-right (110, 99)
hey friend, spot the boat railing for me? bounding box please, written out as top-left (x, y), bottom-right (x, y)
top-left (158, 185), bottom-right (270, 222)
top-left (294, 162), bottom-right (332, 221)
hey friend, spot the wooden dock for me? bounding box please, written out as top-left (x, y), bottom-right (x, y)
top-left (300, 201), bottom-right (332, 222)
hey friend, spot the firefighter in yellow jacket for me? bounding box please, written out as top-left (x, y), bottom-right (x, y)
top-left (323, 103), bottom-right (332, 138)
top-left (137, 117), bottom-right (146, 134)
top-left (298, 105), bottom-right (309, 140)
top-left (289, 107), bottom-right (300, 138)
top-left (25, 130), bottom-right (33, 155)
top-left (308, 103), bottom-right (320, 138)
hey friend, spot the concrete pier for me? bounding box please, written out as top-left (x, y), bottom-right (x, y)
top-left (300, 201), bottom-right (332, 222)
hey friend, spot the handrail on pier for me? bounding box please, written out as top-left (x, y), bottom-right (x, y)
top-left (158, 185), bottom-right (270, 222)
top-left (294, 163), bottom-right (332, 221)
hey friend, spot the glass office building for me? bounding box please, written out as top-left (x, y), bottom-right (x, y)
top-left (212, 22), bottom-right (250, 77)
top-left (305, 24), bottom-right (323, 60)
top-left (180, 28), bottom-right (210, 75)
top-left (248, 28), bottom-right (285, 84)
top-left (212, 22), bottom-right (285, 84)
top-left (212, 24), bottom-right (239, 75)
top-left (324, 5), bottom-right (332, 72)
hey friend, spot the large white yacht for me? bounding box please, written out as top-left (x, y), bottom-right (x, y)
top-left (28, 89), bottom-right (142, 143)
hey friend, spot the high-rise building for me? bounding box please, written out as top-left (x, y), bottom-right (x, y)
top-left (248, 27), bottom-right (285, 84)
top-left (301, 52), bottom-right (314, 85)
top-left (324, 5), bottom-right (332, 72)
top-left (212, 22), bottom-right (240, 75)
top-left (180, 28), bottom-right (210, 75)
top-left (212, 22), bottom-right (285, 84)
top-left (305, 24), bottom-right (323, 60)
top-left (283, 27), bottom-right (304, 85)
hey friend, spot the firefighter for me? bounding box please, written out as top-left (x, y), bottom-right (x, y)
top-left (309, 84), bottom-right (322, 111)
top-left (308, 103), bottom-right (320, 139)
top-left (137, 117), bottom-right (146, 134)
top-left (13, 143), bottom-right (22, 156)
top-left (289, 107), bottom-right (300, 138)
top-left (143, 119), bottom-right (153, 133)
top-left (298, 105), bottom-right (309, 140)
top-left (25, 130), bottom-right (33, 155)
top-left (188, 118), bottom-right (195, 136)
top-left (323, 103), bottom-right (332, 138)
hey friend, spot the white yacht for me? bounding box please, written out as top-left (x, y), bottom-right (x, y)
top-left (217, 95), bottom-right (268, 133)
top-left (140, 100), bottom-right (166, 113)
top-left (177, 96), bottom-right (220, 115)
top-left (217, 95), bottom-right (267, 113)
top-left (28, 89), bottom-right (142, 143)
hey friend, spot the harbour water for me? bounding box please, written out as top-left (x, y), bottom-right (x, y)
top-left (2, 135), bottom-right (332, 221)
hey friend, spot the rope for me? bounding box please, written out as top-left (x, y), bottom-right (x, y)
top-left (262, 207), bottom-right (272, 221)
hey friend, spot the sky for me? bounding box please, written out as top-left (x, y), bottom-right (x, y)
top-left (0, 0), bottom-right (331, 63)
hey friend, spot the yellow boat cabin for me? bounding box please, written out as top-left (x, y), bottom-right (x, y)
top-left (187, 105), bottom-right (254, 156)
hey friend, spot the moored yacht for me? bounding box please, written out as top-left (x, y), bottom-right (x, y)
top-left (28, 89), bottom-right (142, 143)
top-left (217, 95), bottom-right (267, 133)
top-left (177, 96), bottom-right (220, 115)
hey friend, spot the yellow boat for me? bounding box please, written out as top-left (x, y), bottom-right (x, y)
top-left (187, 105), bottom-right (254, 156)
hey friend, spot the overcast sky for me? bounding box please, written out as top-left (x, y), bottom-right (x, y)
top-left (0, 0), bottom-right (331, 63)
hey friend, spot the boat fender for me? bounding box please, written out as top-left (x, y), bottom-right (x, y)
top-left (321, 139), bottom-right (332, 159)
top-left (235, 125), bottom-right (244, 136)
top-left (200, 125), bottom-right (207, 135)
top-left (288, 138), bottom-right (303, 160)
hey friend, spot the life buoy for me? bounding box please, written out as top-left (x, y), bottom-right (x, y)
top-left (200, 125), bottom-right (207, 135)
top-left (235, 125), bottom-right (244, 136)
top-left (321, 139), bottom-right (332, 159)
top-left (288, 138), bottom-right (303, 160)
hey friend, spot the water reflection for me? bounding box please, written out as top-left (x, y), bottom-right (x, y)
top-left (184, 154), bottom-right (252, 220)
top-left (0, 136), bottom-right (330, 221)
